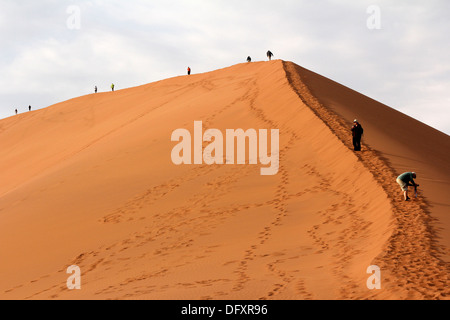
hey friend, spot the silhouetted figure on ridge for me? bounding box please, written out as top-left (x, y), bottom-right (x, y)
top-left (187, 67), bottom-right (191, 75)
top-left (95, 86), bottom-right (97, 93)
top-left (351, 119), bottom-right (364, 151)
top-left (111, 83), bottom-right (115, 92)
top-left (247, 56), bottom-right (252, 62)
top-left (15, 109), bottom-right (18, 115)
top-left (29, 105), bottom-right (31, 111)
top-left (267, 50), bottom-right (274, 61)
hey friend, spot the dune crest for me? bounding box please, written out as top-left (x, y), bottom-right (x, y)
top-left (0, 60), bottom-right (448, 299)
top-left (283, 61), bottom-right (450, 299)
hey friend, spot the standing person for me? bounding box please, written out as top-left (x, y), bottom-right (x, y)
top-left (111, 83), bottom-right (115, 92)
top-left (267, 50), bottom-right (274, 61)
top-left (187, 67), bottom-right (191, 75)
top-left (29, 105), bottom-right (31, 111)
top-left (351, 119), bottom-right (364, 151)
top-left (396, 172), bottom-right (419, 201)
top-left (15, 108), bottom-right (18, 115)
top-left (95, 86), bottom-right (97, 93)
top-left (247, 56), bottom-right (252, 62)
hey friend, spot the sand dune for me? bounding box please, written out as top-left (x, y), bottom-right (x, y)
top-left (0, 60), bottom-right (448, 299)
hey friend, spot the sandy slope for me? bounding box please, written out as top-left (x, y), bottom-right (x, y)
top-left (0, 60), bottom-right (448, 300)
top-left (289, 63), bottom-right (450, 261)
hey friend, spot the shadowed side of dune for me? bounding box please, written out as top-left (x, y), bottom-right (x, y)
top-left (287, 63), bottom-right (450, 263)
top-left (282, 61), bottom-right (450, 299)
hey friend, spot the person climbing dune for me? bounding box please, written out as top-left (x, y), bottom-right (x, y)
top-left (247, 56), bottom-right (252, 62)
top-left (396, 172), bottom-right (419, 201)
top-left (267, 50), bottom-right (274, 61)
top-left (351, 119), bottom-right (364, 151)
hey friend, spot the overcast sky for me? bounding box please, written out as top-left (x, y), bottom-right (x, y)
top-left (1, 0), bottom-right (449, 135)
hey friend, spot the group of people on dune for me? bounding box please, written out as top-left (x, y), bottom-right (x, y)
top-left (95, 57), bottom-right (422, 203)
top-left (91, 51), bottom-right (275, 94)
top-left (14, 105), bottom-right (31, 115)
top-left (246, 50), bottom-right (274, 63)
top-left (14, 50), bottom-right (419, 202)
top-left (351, 119), bottom-right (419, 201)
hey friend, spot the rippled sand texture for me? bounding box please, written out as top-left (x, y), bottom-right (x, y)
top-left (1, 61), bottom-right (449, 299)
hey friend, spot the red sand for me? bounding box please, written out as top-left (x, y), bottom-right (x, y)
top-left (0, 60), bottom-right (448, 299)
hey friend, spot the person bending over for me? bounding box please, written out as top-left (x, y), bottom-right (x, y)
top-left (396, 172), bottom-right (419, 201)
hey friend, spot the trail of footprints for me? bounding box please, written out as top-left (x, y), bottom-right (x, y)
top-left (9, 65), bottom-right (446, 300)
top-left (2, 84), bottom-right (258, 298)
top-left (230, 84), bottom-right (314, 299)
top-left (283, 61), bottom-right (450, 299)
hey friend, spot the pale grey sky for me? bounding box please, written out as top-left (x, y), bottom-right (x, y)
top-left (1, 0), bottom-right (449, 134)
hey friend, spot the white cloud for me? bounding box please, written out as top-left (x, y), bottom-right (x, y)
top-left (0, 0), bottom-right (449, 135)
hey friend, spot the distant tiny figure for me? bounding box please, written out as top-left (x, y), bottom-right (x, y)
top-left (187, 67), bottom-right (191, 75)
top-left (351, 119), bottom-right (364, 151)
top-left (29, 105), bottom-right (31, 111)
top-left (15, 108), bottom-right (18, 115)
top-left (396, 172), bottom-right (419, 201)
top-left (247, 56), bottom-right (252, 62)
top-left (111, 83), bottom-right (115, 92)
top-left (95, 86), bottom-right (98, 93)
top-left (267, 50), bottom-right (274, 61)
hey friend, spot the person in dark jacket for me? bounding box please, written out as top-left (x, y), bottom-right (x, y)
top-left (247, 56), bottom-right (252, 62)
top-left (267, 50), bottom-right (274, 61)
top-left (351, 119), bottom-right (364, 151)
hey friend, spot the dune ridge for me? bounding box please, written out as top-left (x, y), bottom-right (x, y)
top-left (283, 61), bottom-right (450, 299)
top-left (0, 60), bottom-right (448, 299)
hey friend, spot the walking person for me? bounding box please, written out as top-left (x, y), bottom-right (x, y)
top-left (396, 172), bottom-right (419, 201)
top-left (28, 105), bottom-right (31, 111)
top-left (187, 67), bottom-right (191, 75)
top-left (351, 119), bottom-right (364, 151)
top-left (267, 50), bottom-right (274, 61)
top-left (247, 56), bottom-right (252, 62)
top-left (15, 108), bottom-right (18, 115)
top-left (95, 86), bottom-right (97, 93)
top-left (111, 83), bottom-right (115, 92)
